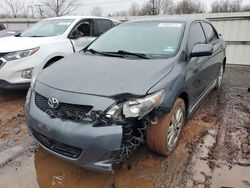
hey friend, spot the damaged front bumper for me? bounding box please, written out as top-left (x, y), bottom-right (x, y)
top-left (24, 80), bottom-right (155, 172)
top-left (25, 104), bottom-right (125, 172)
top-left (24, 86), bottom-right (147, 173)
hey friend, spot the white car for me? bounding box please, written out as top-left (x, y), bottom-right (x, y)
top-left (0, 16), bottom-right (120, 89)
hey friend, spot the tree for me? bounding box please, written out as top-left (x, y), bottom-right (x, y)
top-left (91, 6), bottom-right (103, 17)
top-left (129, 2), bottom-right (140, 16)
top-left (155, 0), bottom-right (174, 15)
top-left (39, 0), bottom-right (79, 17)
top-left (140, 1), bottom-right (153, 15)
top-left (2, 0), bottom-right (29, 18)
top-left (211, 0), bottom-right (242, 13)
top-left (112, 10), bottom-right (128, 17)
top-left (175, 0), bottom-right (203, 14)
top-left (241, 4), bottom-right (250, 11)
top-left (138, 0), bottom-right (174, 16)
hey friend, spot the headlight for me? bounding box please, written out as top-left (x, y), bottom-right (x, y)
top-left (106, 90), bottom-right (165, 121)
top-left (3, 47), bottom-right (39, 61)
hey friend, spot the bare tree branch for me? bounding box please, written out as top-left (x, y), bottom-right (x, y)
top-left (211, 0), bottom-right (242, 13)
top-left (175, 0), bottom-right (203, 14)
top-left (91, 6), bottom-right (103, 17)
top-left (39, 0), bottom-right (79, 17)
top-left (1, 0), bottom-right (30, 18)
top-left (129, 2), bottom-right (140, 16)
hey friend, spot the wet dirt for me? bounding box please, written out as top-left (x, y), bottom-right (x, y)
top-left (0, 65), bottom-right (250, 188)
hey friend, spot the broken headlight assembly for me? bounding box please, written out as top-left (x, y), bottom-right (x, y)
top-left (2, 47), bottom-right (39, 61)
top-left (106, 90), bottom-right (165, 121)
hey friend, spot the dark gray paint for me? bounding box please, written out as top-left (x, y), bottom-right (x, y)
top-left (37, 53), bottom-right (174, 97)
top-left (25, 16), bottom-right (227, 172)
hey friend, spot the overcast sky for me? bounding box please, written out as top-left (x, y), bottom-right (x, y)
top-left (75, 0), bottom-right (249, 16)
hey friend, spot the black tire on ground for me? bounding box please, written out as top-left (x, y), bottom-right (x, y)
top-left (146, 98), bottom-right (185, 156)
top-left (215, 64), bottom-right (224, 89)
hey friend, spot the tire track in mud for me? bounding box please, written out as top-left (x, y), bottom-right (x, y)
top-left (183, 83), bottom-right (250, 188)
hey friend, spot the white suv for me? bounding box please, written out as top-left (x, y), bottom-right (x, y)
top-left (0, 16), bottom-right (120, 89)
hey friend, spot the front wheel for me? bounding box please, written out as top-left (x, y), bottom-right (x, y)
top-left (146, 98), bottom-right (186, 156)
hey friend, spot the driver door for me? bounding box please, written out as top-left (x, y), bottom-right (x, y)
top-left (69, 19), bottom-right (96, 52)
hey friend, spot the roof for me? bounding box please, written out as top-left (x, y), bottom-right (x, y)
top-left (125, 16), bottom-right (207, 24)
top-left (45, 16), bottom-right (120, 23)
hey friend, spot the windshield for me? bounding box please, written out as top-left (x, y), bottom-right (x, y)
top-left (21, 19), bottom-right (74, 37)
top-left (87, 21), bottom-right (185, 59)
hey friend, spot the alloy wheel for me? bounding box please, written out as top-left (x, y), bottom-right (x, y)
top-left (166, 106), bottom-right (185, 150)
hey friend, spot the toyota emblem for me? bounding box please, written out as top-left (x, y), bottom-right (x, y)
top-left (48, 97), bottom-right (59, 109)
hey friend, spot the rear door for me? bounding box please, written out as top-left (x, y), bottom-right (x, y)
top-left (201, 22), bottom-right (223, 80)
top-left (186, 22), bottom-right (210, 106)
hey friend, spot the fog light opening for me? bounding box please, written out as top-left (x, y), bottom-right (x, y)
top-left (21, 68), bottom-right (33, 79)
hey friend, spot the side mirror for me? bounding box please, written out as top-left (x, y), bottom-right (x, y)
top-left (70, 30), bottom-right (84, 39)
top-left (190, 44), bottom-right (213, 57)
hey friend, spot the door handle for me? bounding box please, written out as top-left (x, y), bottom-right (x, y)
top-left (194, 69), bottom-right (199, 74)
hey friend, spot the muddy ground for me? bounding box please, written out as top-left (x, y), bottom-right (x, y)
top-left (0, 65), bottom-right (249, 188)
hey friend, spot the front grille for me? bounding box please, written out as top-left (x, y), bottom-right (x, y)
top-left (31, 128), bottom-right (82, 159)
top-left (35, 92), bottom-right (93, 122)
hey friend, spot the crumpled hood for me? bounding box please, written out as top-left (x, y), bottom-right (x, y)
top-left (37, 53), bottom-right (174, 97)
top-left (0, 36), bottom-right (58, 52)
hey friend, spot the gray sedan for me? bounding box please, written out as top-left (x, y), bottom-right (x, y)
top-left (24, 16), bottom-right (226, 172)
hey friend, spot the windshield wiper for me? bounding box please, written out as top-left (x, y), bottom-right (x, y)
top-left (105, 50), bottom-right (150, 59)
top-left (84, 49), bottom-right (124, 58)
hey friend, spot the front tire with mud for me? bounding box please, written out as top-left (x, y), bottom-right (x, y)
top-left (146, 98), bottom-right (186, 156)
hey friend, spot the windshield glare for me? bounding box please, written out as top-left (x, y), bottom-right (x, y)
top-left (21, 19), bottom-right (74, 37)
top-left (87, 21), bottom-right (184, 59)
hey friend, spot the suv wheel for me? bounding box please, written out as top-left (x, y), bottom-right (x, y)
top-left (146, 98), bottom-right (185, 155)
top-left (216, 64), bottom-right (224, 89)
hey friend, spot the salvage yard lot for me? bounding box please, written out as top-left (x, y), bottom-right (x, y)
top-left (0, 65), bottom-right (249, 188)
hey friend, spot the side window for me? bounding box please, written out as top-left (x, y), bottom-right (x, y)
top-left (0, 23), bottom-right (5, 30)
top-left (93, 19), bottom-right (113, 37)
top-left (201, 22), bottom-right (218, 43)
top-left (187, 23), bottom-right (206, 52)
top-left (72, 20), bottom-right (93, 37)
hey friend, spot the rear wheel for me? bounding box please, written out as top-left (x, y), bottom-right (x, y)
top-left (215, 64), bottom-right (224, 89)
top-left (146, 98), bottom-right (185, 155)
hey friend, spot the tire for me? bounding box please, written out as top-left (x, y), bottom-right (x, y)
top-left (146, 98), bottom-right (186, 156)
top-left (215, 64), bottom-right (224, 89)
